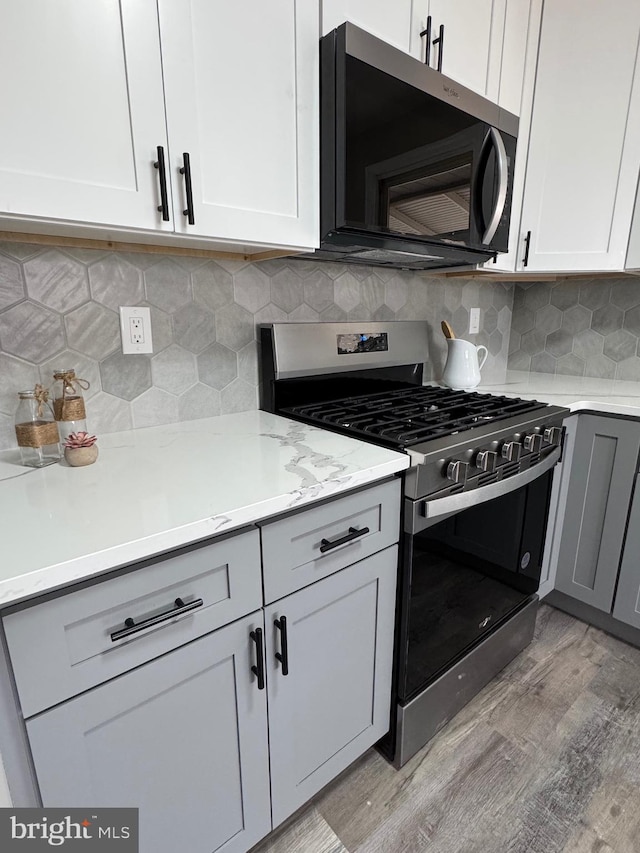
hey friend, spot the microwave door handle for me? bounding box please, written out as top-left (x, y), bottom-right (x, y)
top-left (481, 127), bottom-right (509, 245)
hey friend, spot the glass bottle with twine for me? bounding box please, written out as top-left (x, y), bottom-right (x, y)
top-left (14, 385), bottom-right (60, 468)
top-left (51, 369), bottom-right (91, 444)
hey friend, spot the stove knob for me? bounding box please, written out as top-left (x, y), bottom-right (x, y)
top-left (543, 426), bottom-right (563, 446)
top-left (501, 441), bottom-right (522, 462)
top-left (446, 460), bottom-right (469, 484)
top-left (475, 450), bottom-right (498, 472)
top-left (523, 433), bottom-right (543, 453)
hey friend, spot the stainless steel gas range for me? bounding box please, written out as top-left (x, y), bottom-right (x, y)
top-left (260, 321), bottom-right (568, 767)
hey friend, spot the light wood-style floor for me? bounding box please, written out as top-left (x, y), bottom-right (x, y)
top-left (252, 605), bottom-right (640, 853)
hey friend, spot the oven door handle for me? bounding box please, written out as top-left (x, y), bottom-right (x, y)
top-left (413, 447), bottom-right (561, 530)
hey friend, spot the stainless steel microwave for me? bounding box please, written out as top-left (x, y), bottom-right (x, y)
top-left (309, 24), bottom-right (519, 271)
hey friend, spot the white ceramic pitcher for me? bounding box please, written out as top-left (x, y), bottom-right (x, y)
top-left (441, 338), bottom-right (488, 390)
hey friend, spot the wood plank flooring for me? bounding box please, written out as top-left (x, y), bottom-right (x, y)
top-left (251, 605), bottom-right (640, 853)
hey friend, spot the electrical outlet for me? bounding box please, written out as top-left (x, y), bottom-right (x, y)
top-left (469, 307), bottom-right (480, 335)
top-left (120, 307), bottom-right (153, 354)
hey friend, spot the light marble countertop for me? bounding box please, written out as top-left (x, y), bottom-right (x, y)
top-left (0, 411), bottom-right (408, 607)
top-left (475, 371), bottom-right (640, 418)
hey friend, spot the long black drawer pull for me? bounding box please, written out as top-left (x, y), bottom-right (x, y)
top-left (110, 597), bottom-right (203, 642)
top-left (420, 15), bottom-right (432, 65)
top-left (319, 526), bottom-right (370, 554)
top-left (523, 230), bottom-right (532, 267)
top-left (180, 152), bottom-right (195, 225)
top-left (153, 145), bottom-right (170, 221)
top-left (274, 616), bottom-right (289, 676)
top-left (433, 24), bottom-right (445, 72)
top-left (250, 627), bottom-right (265, 690)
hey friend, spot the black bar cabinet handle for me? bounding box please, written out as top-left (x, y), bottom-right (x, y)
top-left (180, 152), bottom-right (195, 225)
top-left (523, 230), bottom-right (532, 267)
top-left (433, 24), bottom-right (445, 72)
top-left (153, 145), bottom-right (170, 221)
top-left (419, 15), bottom-right (432, 65)
top-left (319, 525), bottom-right (370, 554)
top-left (274, 616), bottom-right (289, 676)
top-left (250, 627), bottom-right (265, 690)
top-left (111, 597), bottom-right (203, 642)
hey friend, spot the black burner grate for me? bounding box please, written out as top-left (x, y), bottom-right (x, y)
top-left (281, 386), bottom-right (547, 448)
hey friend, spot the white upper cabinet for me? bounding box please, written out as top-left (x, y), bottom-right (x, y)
top-left (0, 0), bottom-right (319, 251)
top-left (0, 0), bottom-right (171, 232)
top-left (322, 0), bottom-right (417, 53)
top-left (416, 1), bottom-right (505, 102)
top-left (159, 0), bottom-right (318, 249)
top-left (518, 0), bottom-right (640, 272)
top-left (326, 1), bottom-right (535, 117)
top-left (484, 0), bottom-right (543, 272)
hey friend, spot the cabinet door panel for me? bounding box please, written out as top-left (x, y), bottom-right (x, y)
top-left (27, 613), bottom-right (271, 853)
top-left (0, 0), bottom-right (171, 231)
top-left (520, 0), bottom-right (640, 271)
top-left (323, 0), bottom-right (415, 53)
top-left (159, 0), bottom-right (318, 248)
top-left (554, 415), bottom-right (640, 611)
top-left (613, 475), bottom-right (640, 628)
top-left (266, 547), bottom-right (397, 827)
top-left (427, 0), bottom-right (505, 100)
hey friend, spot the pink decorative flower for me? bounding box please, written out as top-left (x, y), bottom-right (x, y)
top-left (64, 431), bottom-right (98, 449)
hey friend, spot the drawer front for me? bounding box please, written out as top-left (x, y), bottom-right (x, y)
top-left (260, 478), bottom-right (401, 602)
top-left (3, 528), bottom-right (262, 718)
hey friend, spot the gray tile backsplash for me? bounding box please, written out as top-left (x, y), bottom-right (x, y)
top-left (508, 277), bottom-right (640, 379)
top-left (0, 242), bottom-right (514, 450)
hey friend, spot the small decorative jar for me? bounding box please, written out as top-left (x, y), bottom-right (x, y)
top-left (51, 368), bottom-right (90, 444)
top-left (63, 431), bottom-right (99, 467)
top-left (14, 386), bottom-right (60, 468)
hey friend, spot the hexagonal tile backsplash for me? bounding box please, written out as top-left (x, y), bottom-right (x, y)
top-left (508, 279), bottom-right (640, 379)
top-left (0, 241), bottom-right (516, 450)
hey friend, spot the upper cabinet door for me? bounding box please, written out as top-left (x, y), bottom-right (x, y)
top-left (420, 1), bottom-right (506, 101)
top-left (519, 0), bottom-right (640, 272)
top-left (322, 0), bottom-right (416, 54)
top-left (158, 0), bottom-right (319, 249)
top-left (0, 0), bottom-right (171, 231)
top-left (485, 0), bottom-right (543, 272)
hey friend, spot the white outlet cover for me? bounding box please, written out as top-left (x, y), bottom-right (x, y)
top-left (120, 306), bottom-right (153, 354)
top-left (469, 307), bottom-right (481, 335)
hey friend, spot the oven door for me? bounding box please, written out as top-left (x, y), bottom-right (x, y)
top-left (396, 468), bottom-right (553, 705)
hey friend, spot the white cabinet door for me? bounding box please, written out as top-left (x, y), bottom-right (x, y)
top-left (323, 0), bottom-right (417, 54)
top-left (423, 0), bottom-right (506, 100)
top-left (485, 0), bottom-right (543, 271)
top-left (158, 0), bottom-right (319, 249)
top-left (0, 0), bottom-right (171, 232)
top-left (518, 0), bottom-right (640, 272)
top-left (266, 547), bottom-right (397, 828)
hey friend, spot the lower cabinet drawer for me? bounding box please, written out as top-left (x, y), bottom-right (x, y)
top-left (259, 478), bottom-right (401, 602)
top-left (3, 528), bottom-right (262, 718)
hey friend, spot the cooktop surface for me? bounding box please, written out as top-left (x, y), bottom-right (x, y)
top-left (281, 386), bottom-right (548, 449)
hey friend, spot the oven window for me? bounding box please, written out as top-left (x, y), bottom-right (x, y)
top-left (399, 473), bottom-right (552, 703)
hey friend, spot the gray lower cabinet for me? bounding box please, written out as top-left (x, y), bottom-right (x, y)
top-left (265, 546), bottom-right (397, 827)
top-left (26, 611), bottom-right (271, 853)
top-left (612, 474), bottom-right (640, 628)
top-left (3, 479), bottom-right (402, 853)
top-left (554, 414), bottom-right (640, 611)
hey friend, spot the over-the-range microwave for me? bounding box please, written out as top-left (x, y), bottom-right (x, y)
top-left (305, 23), bottom-right (519, 271)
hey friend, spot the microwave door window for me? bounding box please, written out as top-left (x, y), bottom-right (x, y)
top-left (362, 127), bottom-right (483, 243)
top-left (385, 162), bottom-right (471, 239)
